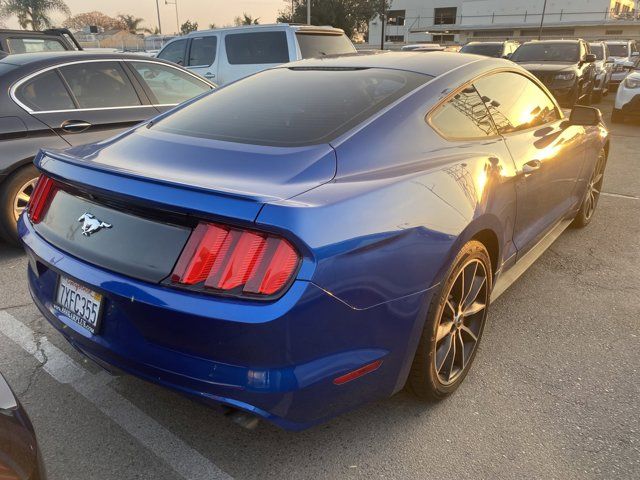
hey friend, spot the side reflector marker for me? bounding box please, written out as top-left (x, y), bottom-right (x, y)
top-left (333, 360), bottom-right (383, 386)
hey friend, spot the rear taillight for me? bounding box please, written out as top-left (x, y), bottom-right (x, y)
top-left (27, 175), bottom-right (58, 224)
top-left (171, 222), bottom-right (300, 298)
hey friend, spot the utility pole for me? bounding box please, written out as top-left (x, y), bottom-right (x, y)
top-left (538, 0), bottom-right (548, 40)
top-left (307, 0), bottom-right (311, 24)
top-left (380, 0), bottom-right (386, 50)
top-left (155, 0), bottom-right (162, 34)
top-left (166, 0), bottom-right (179, 34)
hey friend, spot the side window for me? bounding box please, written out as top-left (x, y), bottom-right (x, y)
top-left (224, 31), bottom-right (289, 65)
top-left (131, 62), bottom-right (212, 104)
top-left (188, 36), bottom-right (217, 66)
top-left (429, 86), bottom-right (497, 139)
top-left (473, 72), bottom-right (560, 134)
top-left (157, 39), bottom-right (188, 65)
top-left (16, 70), bottom-right (75, 111)
top-left (58, 62), bottom-right (141, 109)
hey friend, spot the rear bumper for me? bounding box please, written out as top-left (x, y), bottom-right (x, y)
top-left (19, 215), bottom-right (430, 430)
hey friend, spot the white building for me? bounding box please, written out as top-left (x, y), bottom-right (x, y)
top-left (370, 0), bottom-right (639, 45)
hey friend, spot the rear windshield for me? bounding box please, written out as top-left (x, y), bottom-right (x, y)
top-left (590, 44), bottom-right (604, 60)
top-left (607, 44), bottom-right (628, 57)
top-left (511, 43), bottom-right (579, 63)
top-left (6, 37), bottom-right (67, 53)
top-left (460, 44), bottom-right (503, 57)
top-left (153, 67), bottom-right (430, 147)
top-left (295, 33), bottom-right (356, 58)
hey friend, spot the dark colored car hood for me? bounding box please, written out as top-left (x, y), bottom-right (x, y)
top-left (61, 127), bottom-right (337, 205)
top-left (516, 62), bottom-right (576, 72)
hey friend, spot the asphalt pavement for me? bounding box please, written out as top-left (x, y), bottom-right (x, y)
top-left (0, 96), bottom-right (638, 480)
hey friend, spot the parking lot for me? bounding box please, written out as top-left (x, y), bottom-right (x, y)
top-left (0, 95), bottom-right (638, 479)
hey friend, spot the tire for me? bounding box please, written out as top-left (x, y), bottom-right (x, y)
top-left (409, 240), bottom-right (492, 401)
top-left (0, 164), bottom-right (38, 245)
top-left (611, 108), bottom-right (624, 124)
top-left (572, 148), bottom-right (606, 229)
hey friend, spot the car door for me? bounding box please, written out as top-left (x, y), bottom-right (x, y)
top-left (14, 60), bottom-right (156, 146)
top-left (473, 71), bottom-right (587, 256)
top-left (184, 35), bottom-right (219, 82)
top-left (125, 60), bottom-right (214, 114)
top-left (581, 41), bottom-right (597, 93)
top-left (218, 30), bottom-right (291, 85)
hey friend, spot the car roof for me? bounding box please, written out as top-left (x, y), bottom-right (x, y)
top-left (604, 40), bottom-right (630, 44)
top-left (0, 50), bottom-right (168, 68)
top-left (465, 41), bottom-right (503, 45)
top-left (186, 23), bottom-right (345, 37)
top-left (283, 50), bottom-right (498, 77)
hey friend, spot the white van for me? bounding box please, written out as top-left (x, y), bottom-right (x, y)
top-left (156, 24), bottom-right (356, 85)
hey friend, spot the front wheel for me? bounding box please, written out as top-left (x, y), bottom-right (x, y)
top-left (572, 148), bottom-right (606, 228)
top-left (611, 108), bottom-right (624, 124)
top-left (0, 164), bottom-right (38, 245)
top-left (409, 241), bottom-right (492, 400)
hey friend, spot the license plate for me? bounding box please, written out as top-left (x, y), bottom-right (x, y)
top-left (54, 276), bottom-right (103, 334)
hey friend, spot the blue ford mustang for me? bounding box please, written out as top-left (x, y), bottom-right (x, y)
top-left (19, 52), bottom-right (608, 430)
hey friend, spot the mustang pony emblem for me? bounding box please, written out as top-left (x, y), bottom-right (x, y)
top-left (78, 213), bottom-right (112, 237)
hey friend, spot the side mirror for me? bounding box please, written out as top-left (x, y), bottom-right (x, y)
top-left (569, 106), bottom-right (602, 126)
top-left (585, 53), bottom-right (596, 63)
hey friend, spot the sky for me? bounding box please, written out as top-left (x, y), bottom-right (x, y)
top-left (2, 0), bottom-right (288, 33)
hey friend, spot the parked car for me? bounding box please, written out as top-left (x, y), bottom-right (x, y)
top-left (612, 55), bottom-right (640, 123)
top-left (459, 41), bottom-right (519, 58)
top-left (588, 41), bottom-right (614, 102)
top-left (157, 23), bottom-right (356, 85)
top-left (604, 40), bottom-right (639, 88)
top-left (401, 43), bottom-right (445, 52)
top-left (510, 39), bottom-right (596, 107)
top-left (19, 51), bottom-right (609, 430)
top-left (0, 372), bottom-right (46, 479)
top-left (0, 51), bottom-right (214, 244)
top-left (0, 28), bottom-right (81, 54)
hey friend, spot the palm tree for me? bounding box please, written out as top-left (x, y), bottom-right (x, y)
top-left (1, 0), bottom-right (70, 30)
top-left (117, 14), bottom-right (150, 34)
top-left (234, 13), bottom-right (259, 26)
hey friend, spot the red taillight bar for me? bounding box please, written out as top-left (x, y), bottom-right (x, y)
top-left (171, 222), bottom-right (300, 298)
top-left (27, 175), bottom-right (57, 224)
top-left (333, 360), bottom-right (383, 386)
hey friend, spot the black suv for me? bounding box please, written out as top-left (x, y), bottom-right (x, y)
top-left (510, 39), bottom-right (597, 107)
top-left (0, 28), bottom-right (81, 55)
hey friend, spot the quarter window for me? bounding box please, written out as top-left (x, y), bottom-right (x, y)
top-left (58, 62), bottom-right (141, 109)
top-left (224, 32), bottom-right (289, 65)
top-left (430, 86), bottom-right (497, 138)
top-left (16, 70), bottom-right (75, 111)
top-left (473, 72), bottom-right (560, 134)
top-left (157, 39), bottom-right (188, 65)
top-left (189, 36), bottom-right (217, 66)
top-left (131, 62), bottom-right (212, 104)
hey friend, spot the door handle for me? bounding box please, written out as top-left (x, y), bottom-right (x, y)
top-left (61, 120), bottom-right (92, 133)
top-left (204, 72), bottom-right (216, 79)
top-left (522, 160), bottom-right (542, 175)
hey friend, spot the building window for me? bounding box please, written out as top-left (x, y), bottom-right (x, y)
top-left (434, 7), bottom-right (457, 25)
top-left (606, 29), bottom-right (623, 35)
top-left (433, 34), bottom-right (455, 43)
top-left (472, 30), bottom-right (514, 37)
top-left (386, 35), bottom-right (405, 42)
top-left (387, 10), bottom-right (406, 26)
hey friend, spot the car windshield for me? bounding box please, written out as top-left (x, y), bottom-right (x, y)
top-left (152, 67), bottom-right (430, 147)
top-left (460, 44), bottom-right (503, 57)
top-left (295, 33), bottom-right (356, 58)
top-left (511, 43), bottom-right (579, 62)
top-left (590, 44), bottom-right (604, 60)
top-left (607, 44), bottom-right (628, 57)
